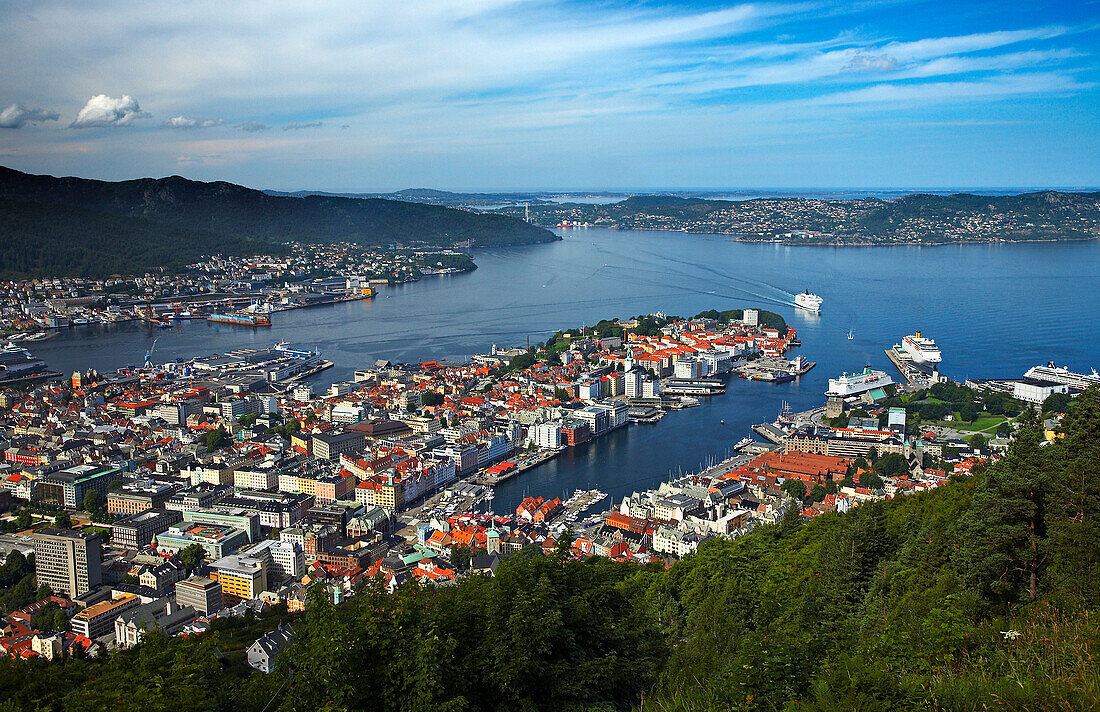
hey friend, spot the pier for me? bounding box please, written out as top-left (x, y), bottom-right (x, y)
top-left (751, 421), bottom-right (789, 443)
top-left (885, 347), bottom-right (943, 387)
top-left (473, 449), bottom-right (563, 486)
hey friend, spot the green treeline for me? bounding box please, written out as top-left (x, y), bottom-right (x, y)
top-left (2, 390), bottom-right (1098, 711)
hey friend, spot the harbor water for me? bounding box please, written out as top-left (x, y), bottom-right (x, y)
top-left (29, 229), bottom-right (1100, 513)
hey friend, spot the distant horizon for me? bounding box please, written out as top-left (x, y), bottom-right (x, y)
top-left (271, 186), bottom-right (1100, 195)
top-left (6, 164), bottom-right (1100, 197)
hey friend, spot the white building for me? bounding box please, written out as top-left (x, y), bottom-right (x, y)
top-left (531, 421), bottom-right (562, 448)
top-left (623, 369), bottom-right (644, 398)
top-left (1012, 378), bottom-right (1070, 405)
top-left (331, 404), bottom-right (367, 423)
top-left (234, 468), bottom-right (278, 491)
top-left (652, 526), bottom-right (706, 557)
top-left (674, 359), bottom-right (702, 380)
top-left (244, 539), bottom-right (305, 581)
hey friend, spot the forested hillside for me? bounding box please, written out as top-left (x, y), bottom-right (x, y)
top-left (1, 390), bottom-right (1097, 711)
top-left (0, 166), bottom-right (558, 277)
top-left (0, 198), bottom-right (282, 279)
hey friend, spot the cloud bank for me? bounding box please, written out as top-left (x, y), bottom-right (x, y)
top-left (0, 1), bottom-right (1095, 188)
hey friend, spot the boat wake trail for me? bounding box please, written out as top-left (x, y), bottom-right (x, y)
top-left (625, 250), bottom-right (798, 310)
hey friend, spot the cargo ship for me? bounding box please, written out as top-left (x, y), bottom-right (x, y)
top-left (207, 313), bottom-right (271, 327)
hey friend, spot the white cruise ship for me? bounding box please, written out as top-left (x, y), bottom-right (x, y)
top-left (900, 332), bottom-right (942, 365)
top-left (1023, 362), bottom-right (1100, 391)
top-left (0, 344), bottom-right (50, 383)
top-left (795, 290), bottom-right (823, 312)
top-left (826, 366), bottom-right (894, 397)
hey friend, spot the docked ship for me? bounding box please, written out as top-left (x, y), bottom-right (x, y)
top-left (825, 366), bottom-right (894, 397)
top-left (207, 313), bottom-right (271, 327)
top-left (899, 332), bottom-right (942, 365)
top-left (794, 290), bottom-right (823, 312)
top-left (1023, 362), bottom-right (1100, 391)
top-left (0, 343), bottom-right (57, 384)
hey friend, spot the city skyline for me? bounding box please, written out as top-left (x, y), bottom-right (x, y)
top-left (1, 0), bottom-right (1098, 191)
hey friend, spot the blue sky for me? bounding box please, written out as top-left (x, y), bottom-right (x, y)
top-left (0, 0), bottom-right (1097, 191)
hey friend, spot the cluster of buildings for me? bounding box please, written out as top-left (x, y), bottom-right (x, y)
top-left (1, 303), bottom-right (1030, 671)
top-left (520, 197), bottom-right (1100, 243)
top-left (0, 243), bottom-right (472, 334)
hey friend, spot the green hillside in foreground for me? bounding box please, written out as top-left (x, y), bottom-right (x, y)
top-left (1, 390), bottom-right (1098, 711)
top-left (0, 166), bottom-right (558, 277)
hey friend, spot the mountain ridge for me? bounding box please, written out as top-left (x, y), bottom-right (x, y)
top-left (0, 166), bottom-right (558, 277)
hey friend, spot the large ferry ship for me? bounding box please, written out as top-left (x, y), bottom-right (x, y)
top-left (794, 290), bottom-right (823, 312)
top-left (900, 332), bottom-right (942, 365)
top-left (826, 366), bottom-right (894, 397)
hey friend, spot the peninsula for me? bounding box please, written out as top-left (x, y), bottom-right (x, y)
top-left (501, 191), bottom-right (1100, 243)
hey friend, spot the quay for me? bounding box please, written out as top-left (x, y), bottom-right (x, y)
top-left (885, 347), bottom-right (943, 388)
top-left (752, 421), bottom-right (789, 443)
top-left (474, 449), bottom-right (563, 486)
top-left (662, 378), bottom-right (726, 396)
top-left (736, 355), bottom-right (815, 382)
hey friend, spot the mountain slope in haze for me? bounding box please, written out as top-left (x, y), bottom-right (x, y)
top-left (0, 166), bottom-right (558, 260)
top-left (265, 186), bottom-right (554, 208)
top-left (0, 198), bottom-right (282, 279)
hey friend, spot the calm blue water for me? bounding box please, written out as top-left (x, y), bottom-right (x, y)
top-left (32, 229), bottom-right (1100, 513)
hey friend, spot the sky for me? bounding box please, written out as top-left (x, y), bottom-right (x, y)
top-left (0, 0), bottom-right (1098, 191)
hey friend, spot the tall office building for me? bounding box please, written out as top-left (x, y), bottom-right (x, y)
top-left (33, 529), bottom-right (102, 597)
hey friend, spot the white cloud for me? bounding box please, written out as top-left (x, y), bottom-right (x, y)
top-left (806, 72), bottom-right (1085, 108)
top-left (0, 103), bottom-right (60, 128)
top-left (846, 53), bottom-right (897, 72)
top-left (70, 94), bottom-right (150, 128)
top-left (283, 121), bottom-right (322, 130)
top-left (236, 120), bottom-right (270, 132)
top-left (163, 115), bottom-right (223, 129)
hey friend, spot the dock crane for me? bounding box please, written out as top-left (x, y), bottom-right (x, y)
top-left (144, 338), bottom-right (158, 367)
